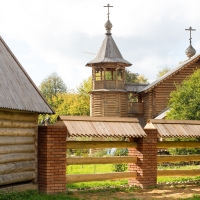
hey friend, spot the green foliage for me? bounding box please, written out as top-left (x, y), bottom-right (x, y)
top-left (156, 67), bottom-right (171, 79)
top-left (0, 190), bottom-right (78, 200)
top-left (125, 70), bottom-right (148, 84)
top-left (39, 72), bottom-right (67, 101)
top-left (167, 69), bottom-right (200, 120)
top-left (112, 148), bottom-right (128, 172)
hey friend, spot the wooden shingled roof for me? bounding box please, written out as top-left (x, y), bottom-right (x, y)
top-left (57, 116), bottom-right (146, 138)
top-left (145, 119), bottom-right (200, 138)
top-left (86, 35), bottom-right (132, 67)
top-left (0, 37), bottom-right (54, 114)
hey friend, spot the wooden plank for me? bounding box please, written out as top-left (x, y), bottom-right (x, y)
top-left (66, 171), bottom-right (137, 183)
top-left (0, 136), bottom-right (34, 145)
top-left (0, 171), bottom-right (35, 186)
top-left (157, 141), bottom-right (200, 148)
top-left (0, 153), bottom-right (35, 164)
top-left (0, 128), bottom-right (35, 136)
top-left (0, 161), bottom-right (35, 174)
top-left (0, 144), bottom-right (35, 154)
top-left (0, 120), bottom-right (36, 128)
top-left (67, 141), bottom-right (137, 149)
top-left (67, 156), bottom-right (137, 165)
top-left (150, 119), bottom-right (200, 125)
top-left (158, 155), bottom-right (200, 163)
top-left (59, 116), bottom-right (139, 123)
top-left (157, 169), bottom-right (200, 177)
top-left (0, 111), bottom-right (37, 122)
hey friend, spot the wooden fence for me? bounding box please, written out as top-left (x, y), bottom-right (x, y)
top-left (66, 141), bottom-right (137, 184)
top-left (66, 140), bottom-right (200, 184)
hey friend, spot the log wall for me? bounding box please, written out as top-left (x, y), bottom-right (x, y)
top-left (90, 91), bottom-right (127, 117)
top-left (0, 110), bottom-right (38, 186)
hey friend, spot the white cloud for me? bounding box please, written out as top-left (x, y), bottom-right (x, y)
top-left (0, 0), bottom-right (199, 88)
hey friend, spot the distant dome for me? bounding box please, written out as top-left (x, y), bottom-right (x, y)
top-left (185, 45), bottom-right (196, 58)
top-left (105, 19), bottom-right (112, 34)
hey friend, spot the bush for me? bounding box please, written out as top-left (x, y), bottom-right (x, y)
top-left (112, 148), bottom-right (128, 172)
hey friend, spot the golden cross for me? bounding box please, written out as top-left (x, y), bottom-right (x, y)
top-left (104, 4), bottom-right (113, 20)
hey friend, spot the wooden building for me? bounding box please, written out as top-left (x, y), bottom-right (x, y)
top-left (0, 37), bottom-right (54, 187)
top-left (86, 12), bottom-right (200, 126)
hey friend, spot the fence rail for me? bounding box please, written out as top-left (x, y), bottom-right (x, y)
top-left (157, 155), bottom-right (200, 163)
top-left (66, 171), bottom-right (137, 184)
top-left (67, 156), bottom-right (137, 165)
top-left (67, 141), bottom-right (137, 149)
top-left (157, 169), bottom-right (200, 177)
top-left (157, 141), bottom-right (200, 148)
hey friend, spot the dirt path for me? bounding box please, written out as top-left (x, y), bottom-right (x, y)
top-left (69, 184), bottom-right (200, 200)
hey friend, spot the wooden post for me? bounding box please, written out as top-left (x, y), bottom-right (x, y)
top-left (38, 125), bottom-right (67, 194)
top-left (128, 128), bottom-right (157, 188)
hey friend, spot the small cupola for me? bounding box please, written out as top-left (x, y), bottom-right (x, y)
top-left (185, 26), bottom-right (196, 59)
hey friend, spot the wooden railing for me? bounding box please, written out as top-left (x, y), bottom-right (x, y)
top-left (157, 141), bottom-right (200, 177)
top-left (66, 141), bottom-right (137, 184)
top-left (93, 80), bottom-right (124, 90)
top-left (127, 102), bottom-right (143, 114)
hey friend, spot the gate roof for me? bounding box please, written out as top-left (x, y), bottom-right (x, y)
top-left (57, 116), bottom-right (146, 138)
top-left (145, 119), bottom-right (200, 138)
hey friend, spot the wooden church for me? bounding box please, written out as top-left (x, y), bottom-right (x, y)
top-left (86, 5), bottom-right (200, 126)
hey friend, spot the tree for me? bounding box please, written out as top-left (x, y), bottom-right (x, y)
top-left (39, 72), bottom-right (67, 101)
top-left (157, 67), bottom-right (171, 79)
top-left (167, 69), bottom-right (200, 120)
top-left (125, 70), bottom-right (148, 84)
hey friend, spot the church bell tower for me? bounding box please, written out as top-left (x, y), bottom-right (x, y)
top-left (86, 4), bottom-right (132, 117)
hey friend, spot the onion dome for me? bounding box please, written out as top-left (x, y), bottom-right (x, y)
top-left (105, 19), bottom-right (113, 35)
top-left (185, 44), bottom-right (196, 59)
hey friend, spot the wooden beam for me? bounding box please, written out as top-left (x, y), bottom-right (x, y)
top-left (150, 119), bottom-right (200, 125)
top-left (66, 171), bottom-right (136, 183)
top-left (59, 116), bottom-right (139, 122)
top-left (67, 141), bottom-right (137, 149)
top-left (157, 169), bottom-right (200, 177)
top-left (67, 156), bottom-right (137, 165)
top-left (0, 144), bottom-right (35, 154)
top-left (0, 128), bottom-right (35, 136)
top-left (0, 161), bottom-right (35, 174)
top-left (158, 141), bottom-right (200, 148)
top-left (0, 171), bottom-right (35, 186)
top-left (158, 155), bottom-right (200, 163)
top-left (0, 120), bottom-right (36, 128)
top-left (0, 136), bottom-right (34, 145)
top-left (0, 153), bottom-right (35, 164)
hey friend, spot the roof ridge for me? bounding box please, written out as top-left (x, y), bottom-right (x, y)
top-left (140, 54), bottom-right (200, 93)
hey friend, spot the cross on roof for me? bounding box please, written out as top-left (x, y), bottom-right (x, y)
top-left (185, 26), bottom-right (196, 45)
top-left (104, 4), bottom-right (113, 20)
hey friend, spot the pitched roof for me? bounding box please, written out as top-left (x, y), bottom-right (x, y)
top-left (0, 36), bottom-right (54, 114)
top-left (86, 35), bottom-right (132, 67)
top-left (145, 119), bottom-right (200, 138)
top-left (57, 116), bottom-right (146, 138)
top-left (140, 54), bottom-right (200, 93)
top-left (125, 83), bottom-right (149, 93)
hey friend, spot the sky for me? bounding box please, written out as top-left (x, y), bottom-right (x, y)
top-left (1, 0), bottom-right (200, 90)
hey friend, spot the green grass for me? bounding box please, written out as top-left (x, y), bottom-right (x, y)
top-left (67, 164), bottom-right (200, 188)
top-left (180, 194), bottom-right (200, 200)
top-left (67, 164), bottom-right (128, 189)
top-left (157, 165), bottom-right (200, 183)
top-left (0, 190), bottom-right (78, 200)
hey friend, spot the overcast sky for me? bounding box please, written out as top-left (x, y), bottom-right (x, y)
top-left (1, 0), bottom-right (200, 90)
